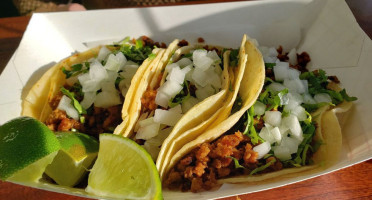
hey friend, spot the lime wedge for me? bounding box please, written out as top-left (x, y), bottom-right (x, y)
top-left (86, 134), bottom-right (162, 200)
top-left (45, 132), bottom-right (99, 187)
top-left (0, 117), bottom-right (60, 182)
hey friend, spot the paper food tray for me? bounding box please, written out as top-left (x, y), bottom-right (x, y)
top-left (0, 0), bottom-right (371, 199)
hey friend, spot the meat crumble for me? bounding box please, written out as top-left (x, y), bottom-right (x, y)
top-left (164, 131), bottom-right (282, 192)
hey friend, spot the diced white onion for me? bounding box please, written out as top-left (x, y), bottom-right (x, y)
top-left (314, 93), bottom-right (332, 103)
top-left (169, 104), bottom-right (182, 114)
top-left (303, 93), bottom-right (316, 104)
top-left (281, 136), bottom-right (301, 154)
top-left (254, 101), bottom-right (266, 116)
top-left (80, 92), bottom-right (96, 109)
top-left (94, 91), bottom-right (121, 108)
top-left (272, 146), bottom-right (292, 161)
top-left (177, 58), bottom-right (192, 68)
top-left (192, 68), bottom-right (209, 87)
top-left (136, 122), bottom-right (160, 140)
top-left (207, 72), bottom-right (222, 89)
top-left (192, 49), bottom-right (208, 62)
top-left (167, 66), bottom-right (186, 85)
top-left (195, 84), bottom-right (215, 101)
top-left (267, 82), bottom-right (286, 92)
top-left (97, 46), bottom-right (111, 61)
top-left (288, 48), bottom-right (298, 66)
top-left (104, 52), bottom-right (127, 72)
top-left (288, 68), bottom-right (300, 80)
top-left (268, 47), bottom-right (278, 57)
top-left (155, 91), bottom-right (170, 109)
top-left (81, 79), bottom-right (101, 93)
top-left (282, 115), bottom-right (303, 141)
top-left (138, 117), bottom-right (156, 128)
top-left (263, 111), bottom-right (282, 127)
top-left (273, 63), bottom-right (289, 81)
top-left (158, 80), bottom-right (183, 99)
top-left (194, 56), bottom-right (213, 71)
top-left (259, 127), bottom-right (276, 144)
top-left (207, 50), bottom-right (221, 63)
top-left (290, 105), bottom-right (307, 121)
top-left (271, 127), bottom-right (282, 144)
top-left (89, 60), bottom-right (108, 82)
top-left (253, 141), bottom-right (271, 159)
top-left (181, 96), bottom-right (199, 113)
top-left (154, 109), bottom-right (183, 127)
top-left (57, 95), bottom-right (79, 120)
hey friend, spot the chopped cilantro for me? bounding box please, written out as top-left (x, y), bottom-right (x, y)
top-left (119, 39), bottom-right (153, 64)
top-left (62, 63), bottom-right (87, 78)
top-left (231, 95), bottom-right (243, 114)
top-left (148, 53), bottom-right (157, 60)
top-left (302, 102), bottom-right (333, 113)
top-left (229, 49), bottom-right (239, 67)
top-left (168, 81), bottom-right (190, 108)
top-left (265, 63), bottom-right (276, 69)
top-left (60, 87), bottom-right (86, 116)
top-left (243, 107), bottom-right (264, 145)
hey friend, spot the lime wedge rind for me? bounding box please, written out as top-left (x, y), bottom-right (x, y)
top-left (86, 134), bottom-right (162, 200)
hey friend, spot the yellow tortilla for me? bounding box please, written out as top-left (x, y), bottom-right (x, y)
top-left (219, 102), bottom-right (352, 184)
top-left (161, 35), bottom-right (266, 179)
top-left (21, 45), bottom-right (162, 126)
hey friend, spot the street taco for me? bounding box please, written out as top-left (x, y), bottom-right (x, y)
top-left (22, 36), bottom-right (165, 137)
top-left (114, 38), bottom-right (235, 163)
top-left (163, 44), bottom-right (357, 192)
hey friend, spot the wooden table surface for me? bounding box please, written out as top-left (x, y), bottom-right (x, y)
top-left (1, 0), bottom-right (372, 199)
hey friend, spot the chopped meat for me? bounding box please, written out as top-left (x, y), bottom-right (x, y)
top-left (102, 105), bottom-right (121, 129)
top-left (178, 39), bottom-right (189, 47)
top-left (243, 144), bottom-right (258, 164)
top-left (328, 75), bottom-right (340, 84)
top-left (190, 177), bottom-right (203, 193)
top-left (49, 93), bottom-right (63, 110)
top-left (297, 52), bottom-right (311, 69)
top-left (193, 161), bottom-right (207, 177)
top-left (197, 37), bottom-right (205, 43)
top-left (45, 109), bottom-right (83, 132)
top-left (141, 89), bottom-right (158, 111)
top-left (217, 167), bottom-right (231, 178)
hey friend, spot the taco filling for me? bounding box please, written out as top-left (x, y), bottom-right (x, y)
top-left (44, 37), bottom-right (163, 137)
top-left (164, 46), bottom-right (357, 192)
top-left (133, 42), bottom-right (229, 160)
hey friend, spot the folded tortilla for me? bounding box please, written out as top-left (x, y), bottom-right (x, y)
top-left (22, 43), bottom-right (164, 134)
top-left (160, 35), bottom-right (266, 180)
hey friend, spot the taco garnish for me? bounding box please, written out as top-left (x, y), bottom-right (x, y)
top-left (163, 45), bottom-right (356, 192)
top-left (114, 38), bottom-right (234, 161)
top-left (22, 36), bottom-right (165, 138)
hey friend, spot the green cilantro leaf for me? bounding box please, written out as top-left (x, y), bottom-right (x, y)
top-left (60, 87), bottom-right (86, 116)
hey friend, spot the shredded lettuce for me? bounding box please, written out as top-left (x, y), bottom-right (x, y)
top-left (250, 158), bottom-right (276, 175)
top-left (228, 156), bottom-right (245, 169)
top-left (243, 107), bottom-right (264, 145)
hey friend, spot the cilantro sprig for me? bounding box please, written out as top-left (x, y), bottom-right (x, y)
top-left (60, 87), bottom-right (87, 118)
top-left (119, 39), bottom-right (153, 64)
top-left (168, 81), bottom-right (190, 108)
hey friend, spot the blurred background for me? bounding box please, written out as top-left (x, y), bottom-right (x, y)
top-left (1, 0), bottom-right (245, 17)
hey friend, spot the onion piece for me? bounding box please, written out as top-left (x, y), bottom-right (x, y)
top-left (94, 91), bottom-right (121, 108)
top-left (136, 121), bottom-right (160, 140)
top-left (158, 80), bottom-right (183, 99)
top-left (80, 92), bottom-right (96, 109)
top-left (288, 48), bottom-right (297, 66)
top-left (254, 101), bottom-right (266, 116)
top-left (177, 58), bottom-right (192, 68)
top-left (253, 141), bottom-right (271, 160)
top-left (57, 95), bottom-right (79, 120)
top-left (167, 66), bottom-right (186, 85)
top-left (259, 127), bottom-right (275, 144)
top-left (155, 91), bottom-right (171, 108)
top-left (314, 93), bottom-right (332, 103)
top-left (195, 84), bottom-right (215, 101)
top-left (267, 82), bottom-right (286, 92)
top-left (104, 52), bottom-right (127, 72)
top-left (282, 115), bottom-right (303, 141)
top-left (154, 109), bottom-right (183, 127)
top-left (207, 50), bottom-right (221, 63)
top-left (271, 127), bottom-right (282, 144)
top-left (97, 46), bottom-right (111, 61)
top-left (181, 96), bottom-right (199, 113)
top-left (263, 111), bottom-right (282, 127)
top-left (273, 62), bottom-right (289, 81)
top-left (89, 60), bottom-right (108, 82)
top-left (272, 146), bottom-right (291, 161)
top-left (169, 104), bottom-right (182, 114)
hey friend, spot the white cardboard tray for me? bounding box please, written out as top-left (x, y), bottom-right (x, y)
top-left (0, 0), bottom-right (371, 199)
